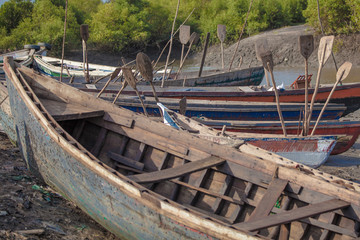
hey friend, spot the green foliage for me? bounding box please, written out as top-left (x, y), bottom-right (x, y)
top-left (303, 0), bottom-right (358, 34)
top-left (88, 0), bottom-right (168, 52)
top-left (347, 0), bottom-right (360, 31)
top-left (0, 0), bottom-right (80, 53)
top-left (0, 0), bottom-right (33, 33)
top-left (0, 0), bottom-right (357, 53)
top-left (68, 0), bottom-right (101, 24)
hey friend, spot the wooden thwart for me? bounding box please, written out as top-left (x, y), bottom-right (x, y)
top-left (108, 151), bottom-right (145, 171)
top-left (129, 156), bottom-right (225, 184)
top-left (247, 178), bottom-right (288, 221)
top-left (41, 98), bottom-right (104, 121)
top-left (234, 199), bottom-right (350, 231)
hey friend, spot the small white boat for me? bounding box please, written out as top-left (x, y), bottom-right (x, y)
top-left (33, 55), bottom-right (118, 78)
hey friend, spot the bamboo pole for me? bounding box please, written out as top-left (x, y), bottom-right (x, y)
top-left (198, 32), bottom-right (210, 77)
top-left (161, 0), bottom-right (181, 88)
top-left (60, 0), bottom-right (68, 82)
top-left (228, 0), bottom-right (254, 71)
top-left (153, 8), bottom-right (195, 69)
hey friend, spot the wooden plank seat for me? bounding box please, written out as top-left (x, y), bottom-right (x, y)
top-left (128, 156), bottom-right (226, 184)
top-left (108, 151), bottom-right (145, 171)
top-left (247, 178), bottom-right (288, 222)
top-left (234, 199), bottom-right (350, 232)
top-left (40, 98), bottom-right (104, 121)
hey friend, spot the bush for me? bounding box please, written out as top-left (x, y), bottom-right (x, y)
top-left (0, 0), bottom-right (33, 33)
top-left (303, 0), bottom-right (358, 34)
top-left (88, 0), bottom-right (168, 52)
top-left (0, 0), bottom-right (80, 53)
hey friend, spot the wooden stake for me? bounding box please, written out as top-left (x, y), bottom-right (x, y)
top-left (228, 0), bottom-right (254, 71)
top-left (217, 24), bottom-right (226, 69)
top-left (198, 32), bottom-right (210, 77)
top-left (80, 24), bottom-right (90, 83)
top-left (161, 0), bottom-right (180, 87)
top-left (60, 0), bottom-right (68, 82)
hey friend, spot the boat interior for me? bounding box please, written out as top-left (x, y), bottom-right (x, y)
top-left (9, 64), bottom-right (360, 239)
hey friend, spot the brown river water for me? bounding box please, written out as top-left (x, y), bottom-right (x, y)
top-left (271, 66), bottom-right (360, 86)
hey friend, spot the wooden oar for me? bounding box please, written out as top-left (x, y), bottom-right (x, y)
top-left (256, 45), bottom-right (287, 136)
top-left (255, 39), bottom-right (271, 87)
top-left (179, 25), bottom-right (190, 65)
top-left (136, 52), bottom-right (159, 103)
top-left (217, 24), bottom-right (226, 69)
top-left (198, 32), bottom-right (210, 77)
top-left (122, 67), bottom-right (148, 117)
top-left (307, 35), bottom-right (334, 133)
top-left (153, 7), bottom-right (195, 69)
top-left (96, 67), bottom-right (121, 98)
top-left (310, 61), bottom-right (352, 136)
top-left (80, 24), bottom-right (90, 83)
top-left (174, 32), bottom-right (199, 80)
top-left (112, 79), bottom-right (126, 104)
top-left (299, 34), bottom-right (314, 136)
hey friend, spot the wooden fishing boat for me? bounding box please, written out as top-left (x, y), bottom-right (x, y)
top-left (0, 48), bottom-right (32, 63)
top-left (108, 96), bottom-right (345, 121)
top-left (0, 47), bottom-right (39, 74)
top-left (157, 104), bottom-right (337, 168)
top-left (75, 81), bottom-right (360, 116)
top-left (146, 66), bottom-right (264, 87)
top-left (5, 59), bottom-right (360, 239)
top-left (34, 54), bottom-right (264, 87)
top-left (196, 119), bottom-right (360, 155)
top-left (33, 55), bottom-right (119, 78)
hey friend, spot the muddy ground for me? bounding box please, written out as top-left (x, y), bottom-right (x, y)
top-left (0, 131), bottom-right (120, 240)
top-left (65, 25), bottom-right (360, 70)
top-left (1, 112), bottom-right (360, 240)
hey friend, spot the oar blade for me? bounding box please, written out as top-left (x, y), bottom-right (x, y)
top-left (111, 67), bottom-right (121, 80)
top-left (255, 39), bottom-right (269, 62)
top-left (80, 24), bottom-right (89, 42)
top-left (136, 52), bottom-right (153, 82)
top-left (255, 40), bottom-right (273, 72)
top-left (318, 35), bottom-right (334, 65)
top-left (336, 61), bottom-right (352, 82)
top-left (260, 52), bottom-right (274, 72)
top-left (189, 32), bottom-right (200, 45)
top-left (217, 24), bottom-right (226, 43)
top-left (299, 35), bottom-right (314, 60)
top-left (179, 25), bottom-right (191, 45)
top-left (121, 67), bottom-right (137, 89)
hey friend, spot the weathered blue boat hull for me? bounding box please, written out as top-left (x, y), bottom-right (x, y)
top-left (0, 83), bottom-right (16, 143)
top-left (6, 67), bottom-right (232, 240)
top-left (150, 66), bottom-right (265, 87)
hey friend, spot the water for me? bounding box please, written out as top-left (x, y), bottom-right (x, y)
top-left (166, 59), bottom-right (360, 86)
top-left (267, 66), bottom-right (360, 86)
